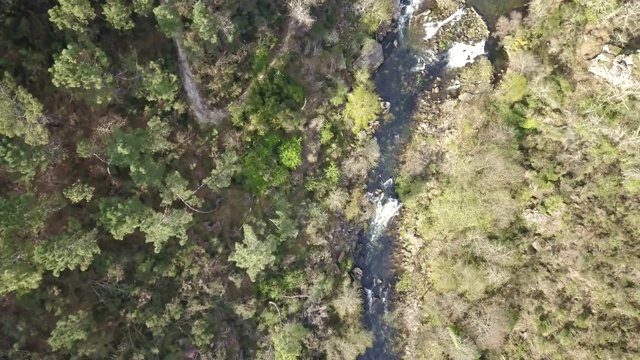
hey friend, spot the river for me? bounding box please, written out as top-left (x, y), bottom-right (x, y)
top-left (354, 0), bottom-right (528, 359)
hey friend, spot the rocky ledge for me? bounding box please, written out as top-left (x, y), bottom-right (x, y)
top-left (589, 45), bottom-right (640, 90)
top-left (408, 3), bottom-right (489, 70)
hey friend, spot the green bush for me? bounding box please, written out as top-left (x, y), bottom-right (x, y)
top-left (279, 137), bottom-right (303, 170)
top-left (345, 86), bottom-right (380, 133)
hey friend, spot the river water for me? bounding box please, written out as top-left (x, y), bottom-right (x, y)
top-left (355, 0), bottom-right (528, 359)
top-left (355, 1), bottom-right (441, 358)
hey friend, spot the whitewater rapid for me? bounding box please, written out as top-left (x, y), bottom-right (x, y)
top-left (406, 2), bottom-right (487, 71)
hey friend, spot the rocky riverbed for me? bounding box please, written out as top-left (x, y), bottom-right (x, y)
top-left (355, 1), bottom-right (493, 359)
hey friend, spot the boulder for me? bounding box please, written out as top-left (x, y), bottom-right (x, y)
top-left (355, 38), bottom-right (384, 72)
top-left (352, 267), bottom-right (363, 281)
top-left (577, 30), bottom-right (608, 59)
top-left (589, 45), bottom-right (640, 89)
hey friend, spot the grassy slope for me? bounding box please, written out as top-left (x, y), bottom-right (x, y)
top-left (395, 0), bottom-right (640, 358)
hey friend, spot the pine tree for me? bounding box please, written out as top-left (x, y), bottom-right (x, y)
top-left (0, 75), bottom-right (49, 146)
top-left (48, 310), bottom-right (96, 352)
top-left (204, 150), bottom-right (241, 191)
top-left (270, 210), bottom-right (299, 242)
top-left (0, 137), bottom-right (50, 181)
top-left (192, 1), bottom-right (218, 44)
top-left (106, 125), bottom-right (171, 189)
top-left (140, 209), bottom-right (193, 253)
top-left (273, 322), bottom-right (309, 360)
top-left (153, 5), bottom-right (183, 38)
top-left (33, 220), bottom-right (100, 276)
top-left (49, 42), bottom-right (114, 104)
top-left (129, 157), bottom-right (166, 189)
top-left (279, 138), bottom-right (303, 170)
top-left (146, 117), bottom-right (175, 154)
top-left (229, 224), bottom-right (277, 281)
top-left (0, 194), bottom-right (55, 294)
top-left (161, 171), bottom-right (202, 207)
top-left (137, 61), bottom-right (181, 110)
top-left (48, 0), bottom-right (95, 32)
top-left (103, 0), bottom-right (134, 30)
top-left (63, 181), bottom-right (95, 203)
top-left (97, 198), bottom-right (152, 240)
top-left (133, 0), bottom-right (154, 15)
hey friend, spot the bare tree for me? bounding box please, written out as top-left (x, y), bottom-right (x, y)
top-left (494, 11), bottom-right (522, 38)
top-left (288, 0), bottom-right (322, 29)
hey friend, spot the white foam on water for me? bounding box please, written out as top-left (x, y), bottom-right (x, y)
top-left (382, 178), bottom-right (394, 189)
top-left (365, 288), bottom-right (374, 311)
top-left (423, 7), bottom-right (466, 40)
top-left (446, 40), bottom-right (486, 68)
top-left (398, 0), bottom-right (424, 33)
top-left (412, 50), bottom-right (438, 72)
top-left (368, 193), bottom-right (403, 242)
top-left (381, 287), bottom-right (390, 314)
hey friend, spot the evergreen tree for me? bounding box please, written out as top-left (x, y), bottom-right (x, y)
top-left (279, 137), bottom-right (303, 170)
top-left (273, 322), bottom-right (309, 360)
top-left (33, 220), bottom-right (100, 276)
top-left (106, 128), bottom-right (146, 166)
top-left (0, 75), bottom-right (49, 146)
top-left (0, 137), bottom-right (49, 181)
top-left (106, 124), bottom-right (173, 189)
top-left (133, 0), bottom-right (154, 15)
top-left (140, 209), bottom-right (193, 253)
top-left (137, 61), bottom-right (181, 110)
top-left (97, 198), bottom-right (152, 240)
top-left (49, 42), bottom-right (114, 104)
top-left (271, 210), bottom-right (299, 242)
top-left (204, 150), bottom-right (241, 191)
top-left (0, 194), bottom-right (54, 294)
top-left (103, 0), bottom-right (134, 30)
top-left (129, 157), bottom-right (166, 189)
top-left (161, 171), bottom-right (201, 207)
top-left (192, 1), bottom-right (218, 44)
top-left (48, 310), bottom-right (96, 352)
top-left (146, 116), bottom-right (176, 154)
top-left (153, 5), bottom-right (183, 38)
top-left (229, 224), bottom-right (277, 282)
top-left (48, 0), bottom-right (95, 32)
top-left (63, 181), bottom-right (95, 203)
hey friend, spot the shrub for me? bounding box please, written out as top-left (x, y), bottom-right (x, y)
top-left (64, 181), bottom-right (95, 203)
top-left (279, 137), bottom-right (303, 170)
top-left (345, 86), bottom-right (380, 133)
top-left (353, 0), bottom-right (394, 33)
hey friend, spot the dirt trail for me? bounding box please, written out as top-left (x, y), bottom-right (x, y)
top-left (174, 37), bottom-right (229, 125)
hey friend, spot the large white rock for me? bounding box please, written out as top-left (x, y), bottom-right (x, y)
top-left (589, 45), bottom-right (640, 89)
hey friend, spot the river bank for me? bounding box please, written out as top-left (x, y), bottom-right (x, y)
top-left (355, 1), bottom-right (493, 358)
top-left (392, 0), bottom-right (640, 358)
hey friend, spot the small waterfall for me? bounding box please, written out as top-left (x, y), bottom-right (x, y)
top-left (367, 190), bottom-right (403, 242)
top-left (405, 4), bottom-right (488, 71)
top-left (446, 40), bottom-right (487, 68)
top-left (397, 0), bottom-right (424, 38)
top-left (381, 286), bottom-right (390, 314)
top-left (364, 287), bottom-right (374, 310)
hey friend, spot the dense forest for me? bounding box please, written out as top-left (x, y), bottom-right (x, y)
top-left (0, 0), bottom-right (392, 358)
top-left (1, 0), bottom-right (639, 359)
